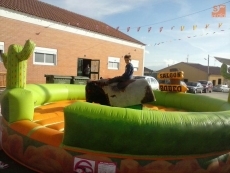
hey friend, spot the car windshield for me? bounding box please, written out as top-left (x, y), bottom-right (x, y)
top-left (186, 82), bottom-right (197, 86)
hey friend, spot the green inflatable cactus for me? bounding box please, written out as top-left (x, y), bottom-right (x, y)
top-left (1, 40), bottom-right (35, 89)
top-left (0, 40), bottom-right (35, 123)
top-left (220, 63), bottom-right (230, 102)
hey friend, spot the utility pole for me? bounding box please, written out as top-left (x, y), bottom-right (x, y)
top-left (187, 55), bottom-right (189, 63)
top-left (208, 54), bottom-right (209, 75)
top-left (204, 55), bottom-right (209, 80)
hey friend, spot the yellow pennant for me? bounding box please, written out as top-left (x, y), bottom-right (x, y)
top-left (219, 23), bottom-right (223, 28)
top-left (193, 25), bottom-right (197, 30)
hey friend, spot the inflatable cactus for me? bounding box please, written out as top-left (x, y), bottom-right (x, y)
top-left (1, 40), bottom-right (35, 89)
top-left (0, 40), bottom-right (35, 123)
top-left (220, 63), bottom-right (230, 102)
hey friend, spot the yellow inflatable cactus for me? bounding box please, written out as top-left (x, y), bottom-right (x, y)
top-left (1, 40), bottom-right (35, 89)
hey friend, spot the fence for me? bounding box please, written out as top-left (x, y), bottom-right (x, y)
top-left (0, 72), bottom-right (6, 88)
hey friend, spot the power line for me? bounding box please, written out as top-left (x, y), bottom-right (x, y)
top-left (119, 0), bottom-right (230, 30)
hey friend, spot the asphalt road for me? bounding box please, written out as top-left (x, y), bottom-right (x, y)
top-left (200, 91), bottom-right (229, 101)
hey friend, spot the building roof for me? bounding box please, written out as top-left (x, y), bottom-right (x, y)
top-left (144, 67), bottom-right (154, 73)
top-left (0, 0), bottom-right (145, 45)
top-left (157, 62), bottom-right (221, 75)
top-left (185, 62), bottom-right (221, 75)
top-left (215, 57), bottom-right (230, 65)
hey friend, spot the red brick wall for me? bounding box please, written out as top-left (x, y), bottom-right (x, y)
top-left (0, 17), bottom-right (144, 84)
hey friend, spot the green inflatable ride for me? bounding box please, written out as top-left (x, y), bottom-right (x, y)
top-left (1, 40), bottom-right (230, 173)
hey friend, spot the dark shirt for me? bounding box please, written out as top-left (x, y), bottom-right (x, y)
top-left (122, 63), bottom-right (134, 79)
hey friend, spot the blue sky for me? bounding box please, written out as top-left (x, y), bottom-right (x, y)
top-left (40, 0), bottom-right (230, 70)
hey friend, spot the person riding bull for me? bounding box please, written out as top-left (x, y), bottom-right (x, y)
top-left (107, 54), bottom-right (134, 87)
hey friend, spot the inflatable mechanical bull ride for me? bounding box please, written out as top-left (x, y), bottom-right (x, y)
top-left (85, 78), bottom-right (156, 108)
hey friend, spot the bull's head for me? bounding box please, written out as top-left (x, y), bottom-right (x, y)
top-left (85, 80), bottom-right (110, 105)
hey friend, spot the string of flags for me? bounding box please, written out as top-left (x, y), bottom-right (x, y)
top-left (151, 27), bottom-right (230, 46)
top-left (92, 22), bottom-right (229, 47)
top-left (115, 23), bottom-right (224, 32)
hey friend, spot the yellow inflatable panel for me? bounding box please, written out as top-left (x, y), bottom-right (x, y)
top-left (157, 71), bottom-right (184, 79)
top-left (159, 84), bottom-right (188, 92)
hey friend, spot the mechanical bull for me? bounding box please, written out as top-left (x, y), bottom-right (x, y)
top-left (85, 78), bottom-right (156, 107)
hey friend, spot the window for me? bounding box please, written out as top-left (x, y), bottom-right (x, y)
top-left (33, 47), bottom-right (57, 65)
top-left (218, 78), bottom-right (221, 85)
top-left (0, 42), bottom-right (4, 62)
top-left (131, 60), bottom-right (139, 71)
top-left (108, 57), bottom-right (120, 70)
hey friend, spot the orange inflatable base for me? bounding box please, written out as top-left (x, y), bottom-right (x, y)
top-left (2, 119), bottom-right (230, 173)
top-left (1, 100), bottom-right (230, 173)
top-left (2, 128), bottom-right (230, 173)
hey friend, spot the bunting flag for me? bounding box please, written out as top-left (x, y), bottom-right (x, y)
top-left (193, 25), bottom-right (197, 30)
top-left (160, 27), bottom-right (163, 32)
top-left (219, 23), bottom-right (223, 28)
top-left (113, 22), bottom-right (225, 33)
top-left (153, 29), bottom-right (227, 46)
top-left (96, 25), bottom-right (99, 30)
top-left (106, 26), bottom-right (109, 30)
top-left (148, 27), bottom-right (152, 33)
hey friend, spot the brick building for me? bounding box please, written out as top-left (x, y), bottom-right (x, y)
top-left (0, 0), bottom-right (145, 84)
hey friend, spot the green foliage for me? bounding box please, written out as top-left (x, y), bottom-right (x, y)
top-left (220, 63), bottom-right (230, 102)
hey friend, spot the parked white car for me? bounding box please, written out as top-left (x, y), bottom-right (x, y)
top-left (133, 76), bottom-right (159, 90)
top-left (213, 84), bottom-right (230, 93)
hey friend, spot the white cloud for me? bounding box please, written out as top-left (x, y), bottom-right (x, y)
top-left (145, 50), bottom-right (150, 54)
top-left (164, 59), bottom-right (179, 66)
top-left (171, 0), bottom-right (191, 16)
top-left (52, 0), bottom-right (154, 19)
